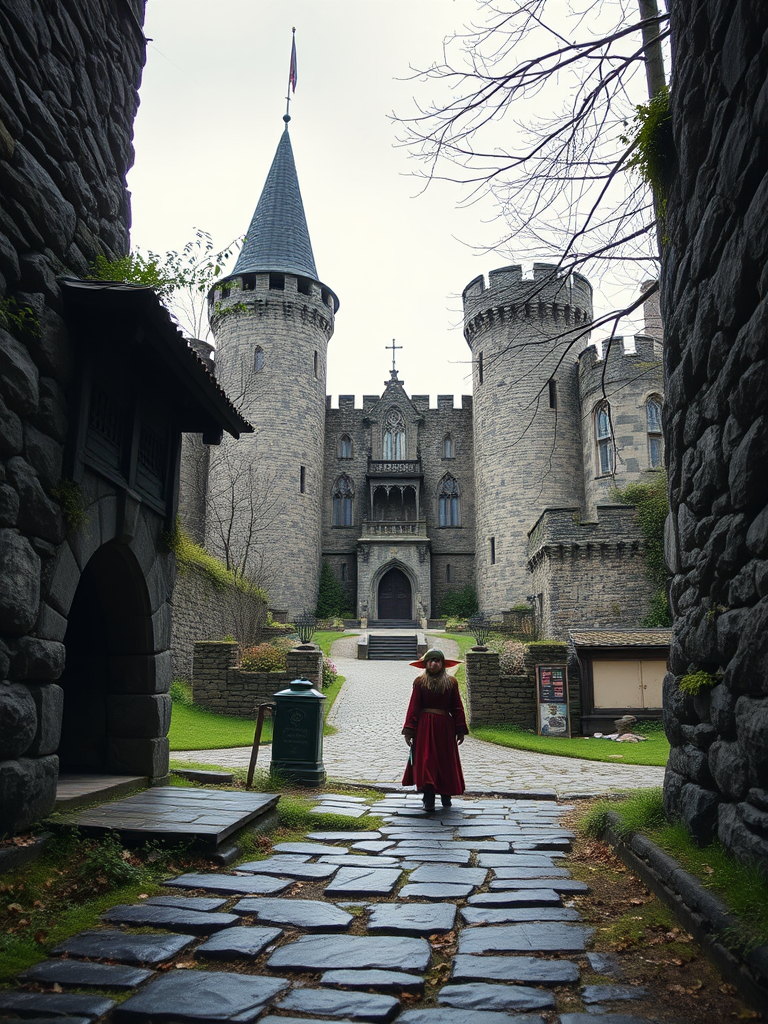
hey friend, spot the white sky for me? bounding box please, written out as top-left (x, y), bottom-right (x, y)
top-left (128, 0), bottom-right (651, 404)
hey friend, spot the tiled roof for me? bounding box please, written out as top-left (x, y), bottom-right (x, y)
top-left (233, 127), bottom-right (318, 280)
top-left (569, 628), bottom-right (672, 648)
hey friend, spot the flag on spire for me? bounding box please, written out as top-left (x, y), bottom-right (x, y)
top-left (289, 28), bottom-right (297, 92)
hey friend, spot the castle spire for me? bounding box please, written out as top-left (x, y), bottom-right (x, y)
top-left (232, 125), bottom-right (318, 280)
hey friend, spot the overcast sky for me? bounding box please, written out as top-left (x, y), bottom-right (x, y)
top-left (128, 0), bottom-right (652, 404)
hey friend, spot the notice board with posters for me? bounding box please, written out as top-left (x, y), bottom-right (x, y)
top-left (535, 664), bottom-right (571, 737)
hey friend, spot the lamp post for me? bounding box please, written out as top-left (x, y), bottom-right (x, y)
top-left (294, 609), bottom-right (317, 648)
top-left (468, 613), bottom-right (492, 651)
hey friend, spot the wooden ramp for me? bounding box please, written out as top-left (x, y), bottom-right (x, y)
top-left (68, 787), bottom-right (279, 851)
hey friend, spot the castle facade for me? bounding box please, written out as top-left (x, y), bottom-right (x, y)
top-left (183, 123), bottom-right (665, 638)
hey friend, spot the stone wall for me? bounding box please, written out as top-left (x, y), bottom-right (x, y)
top-left (192, 640), bottom-right (322, 717)
top-left (527, 506), bottom-right (654, 640)
top-left (0, 0), bottom-right (147, 832)
top-left (170, 562), bottom-right (267, 680)
top-left (662, 0), bottom-right (768, 870)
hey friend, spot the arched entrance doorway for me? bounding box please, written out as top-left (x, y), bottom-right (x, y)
top-left (377, 567), bottom-right (412, 620)
top-left (58, 542), bottom-right (154, 772)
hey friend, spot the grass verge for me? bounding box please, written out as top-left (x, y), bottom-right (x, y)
top-left (580, 788), bottom-right (768, 949)
top-left (472, 720), bottom-right (669, 766)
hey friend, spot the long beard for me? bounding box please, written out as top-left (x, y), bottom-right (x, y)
top-left (418, 668), bottom-right (452, 694)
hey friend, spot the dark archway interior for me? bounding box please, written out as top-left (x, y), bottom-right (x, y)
top-left (378, 567), bottom-right (412, 620)
top-left (58, 542), bottom-right (152, 772)
top-left (372, 486), bottom-right (417, 521)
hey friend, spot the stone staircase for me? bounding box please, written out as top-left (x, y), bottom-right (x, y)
top-left (367, 634), bottom-right (419, 660)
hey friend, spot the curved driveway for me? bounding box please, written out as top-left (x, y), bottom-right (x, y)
top-left (175, 634), bottom-right (665, 798)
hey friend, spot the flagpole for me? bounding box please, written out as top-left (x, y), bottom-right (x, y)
top-left (285, 27), bottom-right (296, 122)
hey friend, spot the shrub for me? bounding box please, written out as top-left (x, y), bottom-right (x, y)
top-left (241, 642), bottom-right (287, 672)
top-left (322, 657), bottom-right (338, 689)
top-left (494, 639), bottom-right (526, 675)
top-left (439, 585), bottom-right (479, 618)
top-left (316, 560), bottom-right (352, 618)
top-left (170, 679), bottom-right (193, 706)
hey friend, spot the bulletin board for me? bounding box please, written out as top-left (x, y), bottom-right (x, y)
top-left (535, 664), bottom-right (571, 737)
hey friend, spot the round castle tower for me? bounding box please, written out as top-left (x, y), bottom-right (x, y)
top-left (463, 262), bottom-right (593, 613)
top-left (206, 120), bottom-right (338, 617)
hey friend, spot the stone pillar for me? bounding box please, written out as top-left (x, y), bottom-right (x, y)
top-left (466, 649), bottom-right (501, 726)
top-left (192, 641), bottom-right (240, 705)
top-left (286, 646), bottom-right (324, 689)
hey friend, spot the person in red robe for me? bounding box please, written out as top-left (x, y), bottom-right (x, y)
top-left (401, 648), bottom-right (468, 811)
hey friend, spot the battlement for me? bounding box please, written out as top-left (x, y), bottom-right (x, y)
top-left (463, 263), bottom-right (593, 344)
top-left (527, 504), bottom-right (645, 565)
top-left (208, 270), bottom-right (338, 318)
top-left (326, 394), bottom-right (473, 412)
top-left (578, 333), bottom-right (663, 395)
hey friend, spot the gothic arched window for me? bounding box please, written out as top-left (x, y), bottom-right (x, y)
top-left (438, 474), bottom-right (460, 527)
top-left (646, 395), bottom-right (663, 469)
top-left (253, 345), bottom-right (264, 371)
top-left (339, 434), bottom-right (353, 459)
top-left (443, 433), bottom-right (454, 458)
top-left (383, 409), bottom-right (405, 460)
top-left (332, 475), bottom-right (354, 527)
top-left (594, 402), bottom-right (614, 476)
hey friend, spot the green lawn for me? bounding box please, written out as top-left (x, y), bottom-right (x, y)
top-left (433, 631), bottom-right (669, 767)
top-left (169, 631), bottom-right (354, 750)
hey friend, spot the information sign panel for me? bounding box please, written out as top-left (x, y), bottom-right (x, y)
top-left (535, 664), bottom-right (571, 737)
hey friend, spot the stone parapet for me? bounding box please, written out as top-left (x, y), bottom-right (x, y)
top-left (466, 649), bottom-right (532, 727)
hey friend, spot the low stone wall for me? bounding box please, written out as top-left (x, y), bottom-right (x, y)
top-left (191, 641), bottom-right (323, 717)
top-left (171, 564), bottom-right (267, 680)
top-left (467, 642), bottom-right (581, 732)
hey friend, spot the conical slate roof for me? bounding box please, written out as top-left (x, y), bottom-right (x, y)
top-left (233, 126), bottom-right (318, 279)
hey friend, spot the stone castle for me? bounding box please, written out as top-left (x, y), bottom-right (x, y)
top-left (181, 120), bottom-right (665, 638)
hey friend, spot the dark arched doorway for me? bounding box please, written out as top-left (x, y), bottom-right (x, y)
top-left (377, 567), bottom-right (412, 620)
top-left (58, 542), bottom-right (153, 772)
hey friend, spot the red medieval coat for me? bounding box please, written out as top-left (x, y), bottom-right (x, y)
top-left (401, 675), bottom-right (468, 795)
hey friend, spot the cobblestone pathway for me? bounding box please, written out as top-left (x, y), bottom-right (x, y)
top-left (2, 793), bottom-right (662, 1023)
top-left (176, 636), bottom-right (666, 798)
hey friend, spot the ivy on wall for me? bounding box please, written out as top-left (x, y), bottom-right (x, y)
top-left (614, 471), bottom-right (671, 626)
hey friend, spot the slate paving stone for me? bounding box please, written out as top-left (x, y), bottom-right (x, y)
top-left (483, 866), bottom-right (569, 879)
top-left (451, 954), bottom-right (580, 985)
top-left (267, 934), bottom-right (431, 972)
top-left (195, 925), bottom-right (283, 959)
top-left (320, 970), bottom-right (425, 994)
top-left (20, 960), bottom-right (153, 989)
top-left (399, 882), bottom-right (475, 900)
top-left (236, 857), bottom-right (339, 880)
top-left (438, 982), bottom-right (555, 1011)
top-left (308, 831), bottom-right (382, 841)
top-left (351, 841), bottom-right (396, 853)
top-left (368, 902), bottom-right (456, 936)
top-left (275, 842), bottom-right (349, 856)
top-left (0, 993), bottom-right (116, 1018)
top-left (461, 906), bottom-right (582, 925)
top-left (311, 804), bottom-right (368, 817)
top-left (587, 952), bottom-right (625, 978)
top-left (467, 889), bottom-right (562, 907)
top-left (144, 895), bottom-right (228, 912)
top-left (323, 794), bottom-right (370, 802)
top-left (407, 864), bottom-right (487, 886)
top-left (164, 872), bottom-right (292, 896)
top-left (52, 930), bottom-right (195, 965)
top-left (478, 854), bottom-right (559, 868)
top-left (0, 1018), bottom-right (91, 1024)
top-left (233, 897), bottom-right (353, 931)
top-left (318, 854), bottom-right (400, 866)
top-left (102, 904), bottom-right (239, 934)
top-left (458, 922), bottom-right (593, 953)
top-left (276, 988), bottom-right (400, 1022)
top-left (398, 1010), bottom-right (546, 1023)
top-left (114, 970), bottom-right (288, 1023)
top-left (490, 878), bottom-right (589, 894)
top-left (324, 866), bottom-right (402, 897)
top-left (582, 984), bottom-right (648, 1003)
top-left (398, 851), bottom-right (472, 865)
top-left (559, 1016), bottom-right (651, 1024)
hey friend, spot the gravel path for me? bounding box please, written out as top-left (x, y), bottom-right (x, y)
top-left (174, 634), bottom-right (665, 798)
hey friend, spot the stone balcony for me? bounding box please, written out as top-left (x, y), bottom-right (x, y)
top-left (366, 459), bottom-right (423, 477)
top-left (359, 520), bottom-right (429, 540)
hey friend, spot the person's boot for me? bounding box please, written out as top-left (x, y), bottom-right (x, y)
top-left (440, 795), bottom-right (452, 808)
top-left (422, 787), bottom-right (435, 812)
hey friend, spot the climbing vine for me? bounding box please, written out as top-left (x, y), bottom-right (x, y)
top-left (614, 471), bottom-right (671, 626)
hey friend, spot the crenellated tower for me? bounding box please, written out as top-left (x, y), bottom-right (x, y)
top-left (463, 262), bottom-right (593, 613)
top-left (205, 117), bottom-right (338, 617)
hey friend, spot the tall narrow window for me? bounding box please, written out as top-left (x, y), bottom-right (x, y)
top-left (443, 433), bottom-right (454, 458)
top-left (490, 537), bottom-right (496, 565)
top-left (383, 408), bottom-right (405, 460)
top-left (341, 562), bottom-right (347, 582)
top-left (438, 474), bottom-right (460, 527)
top-left (253, 346), bottom-right (264, 371)
top-left (595, 402), bottom-right (614, 476)
top-left (446, 563), bottom-right (451, 582)
top-left (300, 466), bottom-right (306, 493)
top-left (332, 474), bottom-right (354, 526)
top-left (339, 434), bottom-right (353, 459)
top-left (313, 350), bottom-right (318, 378)
top-left (548, 378), bottom-right (558, 409)
top-left (478, 351), bottom-right (484, 384)
top-left (646, 395), bottom-right (663, 469)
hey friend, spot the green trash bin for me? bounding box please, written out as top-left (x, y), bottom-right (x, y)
top-left (270, 678), bottom-right (326, 785)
